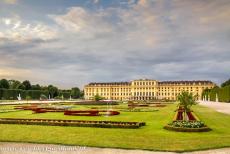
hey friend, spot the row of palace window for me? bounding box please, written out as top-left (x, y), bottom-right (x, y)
top-left (133, 81), bottom-right (156, 86)
top-left (86, 86), bottom-right (209, 93)
top-left (86, 93), bottom-right (130, 96)
top-left (159, 87), bottom-right (209, 90)
top-left (159, 92), bottom-right (199, 96)
top-left (133, 92), bottom-right (155, 96)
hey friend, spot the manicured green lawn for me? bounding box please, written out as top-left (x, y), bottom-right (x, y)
top-left (0, 103), bottom-right (230, 152)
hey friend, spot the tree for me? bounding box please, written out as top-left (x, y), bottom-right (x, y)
top-left (18, 84), bottom-right (25, 90)
top-left (177, 91), bottom-right (197, 121)
top-left (80, 90), bottom-right (84, 98)
top-left (177, 91), bottom-right (197, 112)
top-left (31, 84), bottom-right (41, 90)
top-left (40, 94), bottom-right (47, 100)
top-left (48, 85), bottom-right (58, 98)
top-left (71, 87), bottom-right (80, 99)
top-left (221, 79), bottom-right (230, 87)
top-left (0, 79), bottom-right (10, 89)
top-left (22, 80), bottom-right (32, 90)
top-left (8, 80), bottom-right (21, 89)
top-left (94, 94), bottom-right (104, 101)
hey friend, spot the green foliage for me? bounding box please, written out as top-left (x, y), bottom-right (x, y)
top-left (221, 78), bottom-right (230, 87)
top-left (71, 87), bottom-right (80, 98)
top-left (0, 79), bottom-right (10, 89)
top-left (202, 85), bottom-right (230, 102)
top-left (26, 95), bottom-right (32, 100)
top-left (0, 78), bottom-right (81, 100)
top-left (48, 85), bottom-right (58, 98)
top-left (218, 86), bottom-right (230, 102)
top-left (40, 94), bottom-right (48, 100)
top-left (22, 80), bottom-right (32, 90)
top-left (177, 91), bottom-right (197, 111)
top-left (0, 89), bottom-right (49, 100)
top-left (210, 86), bottom-right (220, 101)
top-left (58, 91), bottom-right (71, 99)
top-left (94, 94), bottom-right (104, 101)
top-left (31, 84), bottom-right (41, 90)
top-left (8, 80), bottom-right (21, 89)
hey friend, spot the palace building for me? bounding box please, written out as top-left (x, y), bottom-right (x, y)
top-left (84, 79), bottom-right (215, 101)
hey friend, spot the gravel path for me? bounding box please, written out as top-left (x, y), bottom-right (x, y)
top-left (198, 101), bottom-right (230, 115)
top-left (0, 142), bottom-right (230, 154)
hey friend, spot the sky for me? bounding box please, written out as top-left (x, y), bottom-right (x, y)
top-left (0, 0), bottom-right (229, 89)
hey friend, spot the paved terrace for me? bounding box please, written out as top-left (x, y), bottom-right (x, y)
top-left (198, 101), bottom-right (230, 115)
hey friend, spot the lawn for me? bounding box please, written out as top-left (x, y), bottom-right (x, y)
top-left (0, 103), bottom-right (230, 152)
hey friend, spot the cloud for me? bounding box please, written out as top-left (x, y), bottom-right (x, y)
top-left (50, 7), bottom-right (114, 40)
top-left (0, 0), bottom-right (230, 88)
top-left (93, 0), bottom-right (99, 4)
top-left (0, 17), bottom-right (57, 43)
top-left (2, 0), bottom-right (17, 4)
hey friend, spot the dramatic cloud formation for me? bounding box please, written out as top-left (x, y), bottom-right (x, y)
top-left (2, 0), bottom-right (17, 5)
top-left (0, 0), bottom-right (229, 88)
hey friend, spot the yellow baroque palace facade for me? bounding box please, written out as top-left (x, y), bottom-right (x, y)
top-left (84, 79), bottom-right (215, 101)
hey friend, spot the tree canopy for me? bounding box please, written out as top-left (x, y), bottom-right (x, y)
top-left (71, 87), bottom-right (81, 98)
top-left (0, 78), bottom-right (83, 99)
top-left (221, 78), bottom-right (230, 87)
top-left (177, 91), bottom-right (197, 112)
top-left (0, 79), bottom-right (10, 89)
top-left (22, 80), bottom-right (32, 90)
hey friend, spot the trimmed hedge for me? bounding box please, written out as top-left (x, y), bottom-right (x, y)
top-left (0, 118), bottom-right (145, 129)
top-left (0, 89), bottom-right (72, 100)
top-left (0, 89), bottom-right (49, 100)
top-left (202, 86), bottom-right (230, 102)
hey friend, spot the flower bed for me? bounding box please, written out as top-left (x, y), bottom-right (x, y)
top-left (164, 122), bottom-right (211, 132)
top-left (32, 108), bottom-right (67, 113)
top-left (0, 118), bottom-right (145, 129)
top-left (165, 105), bottom-right (211, 132)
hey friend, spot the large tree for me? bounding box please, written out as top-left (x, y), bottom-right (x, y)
top-left (8, 80), bottom-right (21, 89)
top-left (71, 87), bottom-right (81, 99)
top-left (48, 85), bottom-right (58, 98)
top-left (22, 80), bottom-right (32, 90)
top-left (221, 79), bottom-right (230, 87)
top-left (0, 79), bottom-right (10, 89)
top-left (31, 84), bottom-right (41, 90)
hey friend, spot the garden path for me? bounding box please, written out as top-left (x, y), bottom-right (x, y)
top-left (198, 101), bottom-right (230, 115)
top-left (0, 142), bottom-right (230, 154)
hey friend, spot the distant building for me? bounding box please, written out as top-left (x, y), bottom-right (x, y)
top-left (84, 79), bottom-right (215, 101)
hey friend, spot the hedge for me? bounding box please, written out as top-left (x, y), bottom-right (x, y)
top-left (202, 86), bottom-right (230, 102)
top-left (0, 89), bottom-right (49, 100)
top-left (58, 91), bottom-right (71, 99)
top-left (0, 118), bottom-right (145, 129)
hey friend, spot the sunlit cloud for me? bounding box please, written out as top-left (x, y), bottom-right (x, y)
top-left (2, 0), bottom-right (17, 4)
top-left (0, 0), bottom-right (229, 88)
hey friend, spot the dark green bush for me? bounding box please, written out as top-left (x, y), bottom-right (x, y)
top-left (0, 89), bottom-right (49, 100)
